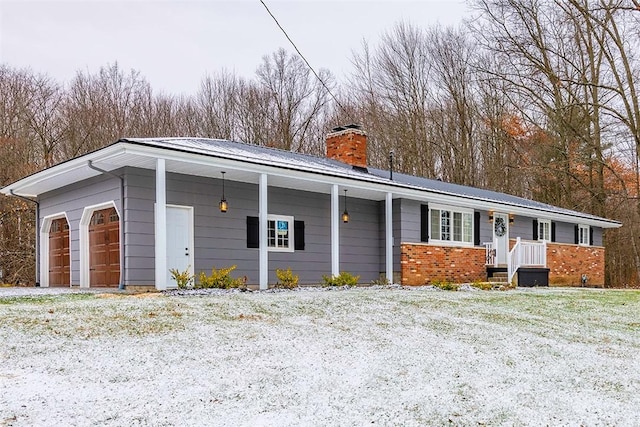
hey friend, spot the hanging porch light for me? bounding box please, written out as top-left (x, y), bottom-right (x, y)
top-left (219, 171), bottom-right (228, 213)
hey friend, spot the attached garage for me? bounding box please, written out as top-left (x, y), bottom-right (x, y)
top-left (88, 207), bottom-right (120, 287)
top-left (48, 218), bottom-right (70, 286)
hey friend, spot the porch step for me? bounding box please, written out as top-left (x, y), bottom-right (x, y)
top-left (488, 272), bottom-right (509, 283)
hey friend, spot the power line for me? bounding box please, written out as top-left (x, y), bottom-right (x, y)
top-left (259, 0), bottom-right (354, 121)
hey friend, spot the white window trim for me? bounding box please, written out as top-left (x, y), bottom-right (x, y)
top-left (40, 212), bottom-right (71, 288)
top-left (429, 204), bottom-right (474, 246)
top-left (578, 224), bottom-right (590, 246)
top-left (538, 219), bottom-right (551, 242)
top-left (267, 214), bottom-right (295, 253)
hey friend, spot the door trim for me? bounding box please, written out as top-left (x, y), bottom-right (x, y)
top-left (493, 212), bottom-right (509, 265)
top-left (79, 201), bottom-right (121, 288)
top-left (163, 204), bottom-right (195, 288)
top-left (40, 212), bottom-right (71, 288)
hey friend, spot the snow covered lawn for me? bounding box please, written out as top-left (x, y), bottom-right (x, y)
top-left (1, 287), bottom-right (639, 426)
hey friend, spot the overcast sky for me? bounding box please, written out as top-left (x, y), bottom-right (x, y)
top-left (0, 0), bottom-right (469, 96)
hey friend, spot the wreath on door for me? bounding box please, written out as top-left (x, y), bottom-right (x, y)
top-left (494, 217), bottom-right (507, 237)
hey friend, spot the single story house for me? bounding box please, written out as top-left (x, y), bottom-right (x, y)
top-left (1, 125), bottom-right (621, 290)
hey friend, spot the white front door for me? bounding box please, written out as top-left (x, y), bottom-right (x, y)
top-left (166, 206), bottom-right (194, 288)
top-left (493, 212), bottom-right (509, 265)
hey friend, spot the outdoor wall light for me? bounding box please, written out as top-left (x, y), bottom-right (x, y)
top-left (219, 171), bottom-right (228, 213)
top-left (509, 214), bottom-right (515, 224)
top-left (342, 189), bottom-right (350, 223)
top-left (488, 210), bottom-right (494, 222)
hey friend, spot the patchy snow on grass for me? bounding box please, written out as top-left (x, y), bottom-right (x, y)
top-left (1, 287), bottom-right (639, 426)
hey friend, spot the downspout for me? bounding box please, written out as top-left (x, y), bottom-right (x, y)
top-left (9, 190), bottom-right (40, 287)
top-left (88, 160), bottom-right (126, 290)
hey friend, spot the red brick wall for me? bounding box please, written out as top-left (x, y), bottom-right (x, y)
top-left (401, 243), bottom-right (486, 285)
top-left (547, 242), bottom-right (605, 286)
top-left (326, 129), bottom-right (367, 168)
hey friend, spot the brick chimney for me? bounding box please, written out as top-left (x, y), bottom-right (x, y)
top-left (326, 124), bottom-right (367, 169)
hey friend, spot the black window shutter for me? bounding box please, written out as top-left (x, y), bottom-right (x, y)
top-left (246, 216), bottom-right (259, 248)
top-left (551, 222), bottom-right (556, 242)
top-left (532, 219), bottom-right (538, 240)
top-left (574, 224), bottom-right (579, 244)
top-left (474, 211), bottom-right (481, 246)
top-left (294, 220), bottom-right (305, 250)
top-left (589, 227), bottom-right (594, 246)
top-left (420, 204), bottom-right (429, 242)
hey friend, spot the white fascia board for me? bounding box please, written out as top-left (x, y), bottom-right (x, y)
top-left (124, 143), bottom-right (622, 229)
top-left (9, 141), bottom-right (618, 229)
top-left (0, 144), bottom-right (126, 197)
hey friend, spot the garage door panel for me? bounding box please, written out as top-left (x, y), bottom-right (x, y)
top-left (89, 208), bottom-right (120, 287)
top-left (49, 218), bottom-right (70, 287)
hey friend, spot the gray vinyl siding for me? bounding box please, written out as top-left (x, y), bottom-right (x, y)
top-left (478, 210), bottom-right (493, 245)
top-left (123, 167), bottom-right (382, 285)
top-left (508, 215), bottom-right (533, 240)
top-left (592, 227), bottom-right (603, 246)
top-left (398, 199), bottom-right (421, 245)
top-left (395, 205), bottom-right (600, 248)
top-left (123, 168), bottom-right (156, 285)
top-left (496, 215), bottom-right (604, 246)
top-left (39, 173), bottom-right (122, 285)
top-left (553, 221), bottom-right (575, 244)
top-left (268, 186), bottom-right (332, 284)
top-left (397, 198), bottom-right (491, 247)
top-left (338, 197), bottom-right (381, 283)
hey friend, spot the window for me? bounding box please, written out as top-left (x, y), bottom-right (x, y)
top-left (267, 215), bottom-right (294, 252)
top-left (429, 206), bottom-right (473, 244)
top-left (247, 215), bottom-right (304, 252)
top-left (578, 224), bottom-right (590, 246)
top-left (91, 212), bottom-right (104, 226)
top-left (538, 219), bottom-right (551, 241)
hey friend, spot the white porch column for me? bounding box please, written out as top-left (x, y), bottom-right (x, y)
top-left (155, 158), bottom-right (167, 290)
top-left (259, 173), bottom-right (268, 290)
top-left (385, 192), bottom-right (393, 283)
top-left (331, 184), bottom-right (339, 277)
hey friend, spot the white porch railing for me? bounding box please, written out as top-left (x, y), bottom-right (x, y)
top-left (507, 237), bottom-right (546, 283)
top-left (484, 242), bottom-right (496, 266)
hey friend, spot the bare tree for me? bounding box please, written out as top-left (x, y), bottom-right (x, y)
top-left (255, 48), bottom-right (333, 152)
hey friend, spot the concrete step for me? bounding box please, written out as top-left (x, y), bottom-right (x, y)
top-left (488, 276), bottom-right (509, 283)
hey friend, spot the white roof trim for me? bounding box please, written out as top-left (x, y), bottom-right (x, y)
top-left (1, 140), bottom-right (621, 229)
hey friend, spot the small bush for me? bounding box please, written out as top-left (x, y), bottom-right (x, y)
top-left (275, 267), bottom-right (299, 289)
top-left (431, 280), bottom-right (458, 291)
top-left (198, 265), bottom-right (245, 289)
top-left (471, 281), bottom-right (495, 291)
top-left (370, 276), bottom-right (391, 286)
top-left (322, 271), bottom-right (360, 287)
top-left (169, 266), bottom-right (194, 289)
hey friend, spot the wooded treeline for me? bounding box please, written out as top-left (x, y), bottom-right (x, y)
top-left (1, 0), bottom-right (639, 286)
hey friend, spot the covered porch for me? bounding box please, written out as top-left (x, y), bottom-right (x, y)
top-left (484, 238), bottom-right (548, 286)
